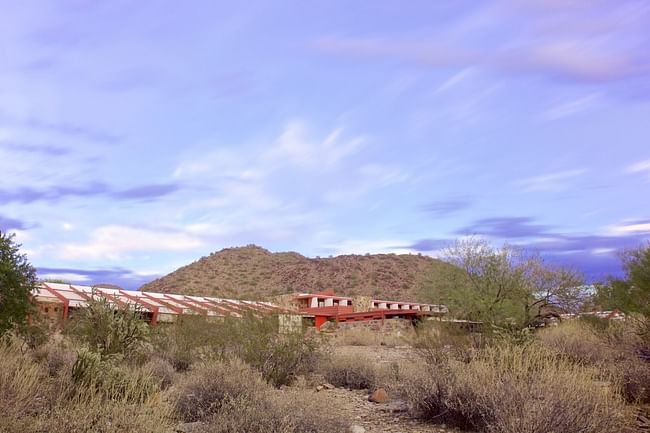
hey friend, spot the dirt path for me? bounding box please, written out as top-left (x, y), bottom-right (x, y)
top-left (315, 386), bottom-right (460, 433)
top-left (309, 344), bottom-right (463, 433)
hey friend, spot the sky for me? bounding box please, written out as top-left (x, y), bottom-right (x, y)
top-left (1, 0), bottom-right (649, 289)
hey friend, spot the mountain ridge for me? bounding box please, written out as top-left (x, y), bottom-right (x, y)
top-left (139, 244), bottom-right (451, 302)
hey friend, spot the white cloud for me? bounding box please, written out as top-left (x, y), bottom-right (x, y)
top-left (516, 169), bottom-right (586, 192)
top-left (608, 221), bottom-right (650, 235)
top-left (58, 225), bottom-right (204, 261)
top-left (435, 68), bottom-right (474, 94)
top-left (39, 272), bottom-right (91, 282)
top-left (626, 159), bottom-right (650, 181)
top-left (540, 93), bottom-right (601, 121)
top-left (324, 239), bottom-right (414, 256)
top-left (266, 120), bottom-right (364, 169)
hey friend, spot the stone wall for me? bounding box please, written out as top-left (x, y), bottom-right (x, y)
top-left (321, 317), bottom-right (416, 342)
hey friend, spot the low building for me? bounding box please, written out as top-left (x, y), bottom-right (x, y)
top-left (32, 282), bottom-right (298, 327)
top-left (292, 291), bottom-right (448, 330)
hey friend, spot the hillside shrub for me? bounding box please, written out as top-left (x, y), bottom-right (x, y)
top-left (413, 321), bottom-right (485, 365)
top-left (0, 340), bottom-right (52, 421)
top-left (71, 347), bottom-right (159, 403)
top-left (154, 313), bottom-right (322, 386)
top-left (67, 295), bottom-right (150, 358)
top-left (402, 342), bottom-right (632, 433)
top-left (198, 391), bottom-right (349, 433)
top-left (537, 320), bottom-right (618, 366)
top-left (172, 358), bottom-right (265, 422)
top-left (320, 353), bottom-right (378, 390)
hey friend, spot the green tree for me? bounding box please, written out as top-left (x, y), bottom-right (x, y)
top-left (0, 231), bottom-right (37, 335)
top-left (421, 238), bottom-right (584, 328)
top-left (594, 243), bottom-right (650, 317)
top-left (68, 291), bottom-right (150, 358)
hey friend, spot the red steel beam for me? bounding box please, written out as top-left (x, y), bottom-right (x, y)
top-left (118, 290), bottom-right (160, 326)
top-left (94, 288), bottom-right (132, 310)
top-left (40, 283), bottom-right (70, 322)
top-left (191, 298), bottom-right (236, 316)
top-left (164, 295), bottom-right (208, 316)
top-left (140, 292), bottom-right (185, 315)
top-left (67, 284), bottom-right (92, 301)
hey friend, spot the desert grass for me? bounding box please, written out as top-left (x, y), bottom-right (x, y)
top-left (401, 341), bottom-right (633, 433)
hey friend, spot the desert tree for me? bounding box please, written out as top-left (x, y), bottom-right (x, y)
top-left (421, 237), bottom-right (584, 328)
top-left (0, 231), bottom-right (37, 335)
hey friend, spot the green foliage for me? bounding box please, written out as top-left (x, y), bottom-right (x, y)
top-left (67, 293), bottom-right (150, 358)
top-left (153, 313), bottom-right (321, 386)
top-left (421, 237), bottom-right (584, 329)
top-left (0, 231), bottom-right (37, 335)
top-left (72, 347), bottom-right (159, 402)
top-left (71, 347), bottom-right (102, 384)
top-left (595, 243), bottom-right (650, 317)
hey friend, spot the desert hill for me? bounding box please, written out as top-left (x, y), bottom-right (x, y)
top-left (139, 245), bottom-right (452, 302)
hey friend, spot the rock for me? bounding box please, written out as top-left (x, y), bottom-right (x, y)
top-left (349, 425), bottom-right (366, 433)
top-left (176, 422), bottom-right (204, 433)
top-left (368, 388), bottom-right (389, 403)
top-left (316, 385), bottom-right (324, 391)
top-left (378, 400), bottom-right (408, 413)
top-left (323, 382), bottom-right (335, 389)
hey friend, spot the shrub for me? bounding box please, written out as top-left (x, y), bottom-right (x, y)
top-left (71, 347), bottom-right (159, 403)
top-left (320, 353), bottom-right (378, 390)
top-left (198, 391), bottom-right (349, 433)
top-left (0, 340), bottom-right (52, 421)
top-left (402, 342), bottom-right (632, 433)
top-left (143, 356), bottom-right (177, 390)
top-left (67, 295), bottom-right (150, 358)
top-left (172, 358), bottom-right (265, 422)
top-left (537, 320), bottom-right (618, 366)
top-left (619, 359), bottom-right (650, 404)
top-left (154, 313), bottom-right (322, 386)
top-left (413, 321), bottom-right (485, 365)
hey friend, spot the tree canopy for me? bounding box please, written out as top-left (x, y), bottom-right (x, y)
top-left (594, 243), bottom-right (650, 317)
top-left (0, 231), bottom-right (37, 335)
top-left (420, 238), bottom-right (584, 328)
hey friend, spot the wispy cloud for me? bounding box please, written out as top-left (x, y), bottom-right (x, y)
top-left (314, 2), bottom-right (650, 92)
top-left (37, 267), bottom-right (159, 290)
top-left (0, 142), bottom-right (69, 156)
top-left (626, 159), bottom-right (650, 181)
top-left (0, 214), bottom-right (32, 232)
top-left (456, 216), bottom-right (552, 238)
top-left (435, 68), bottom-right (474, 94)
top-left (422, 197), bottom-right (472, 218)
top-left (0, 182), bottom-right (181, 204)
top-left (515, 169), bottom-right (585, 193)
top-left (540, 93), bottom-right (601, 121)
top-left (58, 225), bottom-right (204, 261)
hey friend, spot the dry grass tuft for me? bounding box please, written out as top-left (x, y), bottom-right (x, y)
top-left (402, 342), bottom-right (633, 433)
top-left (320, 353), bottom-right (378, 390)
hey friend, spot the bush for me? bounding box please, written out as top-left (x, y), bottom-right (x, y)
top-left (320, 353), bottom-right (378, 390)
top-left (0, 340), bottom-right (52, 421)
top-left (402, 342), bottom-right (632, 433)
top-left (143, 356), bottom-right (177, 390)
top-left (67, 295), bottom-right (150, 358)
top-left (172, 358), bottom-right (264, 422)
top-left (71, 347), bottom-right (160, 403)
top-left (537, 320), bottom-right (618, 366)
top-left (413, 321), bottom-right (485, 365)
top-left (619, 359), bottom-right (650, 404)
top-left (198, 391), bottom-right (349, 433)
top-left (154, 313), bottom-right (322, 386)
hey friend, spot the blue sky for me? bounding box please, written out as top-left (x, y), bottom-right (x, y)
top-left (1, 1), bottom-right (649, 289)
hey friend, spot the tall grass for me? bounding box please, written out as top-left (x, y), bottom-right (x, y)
top-left (402, 338), bottom-right (633, 433)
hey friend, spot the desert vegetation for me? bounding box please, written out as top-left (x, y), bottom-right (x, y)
top-left (2, 231), bottom-right (650, 432)
top-left (140, 244), bottom-right (453, 301)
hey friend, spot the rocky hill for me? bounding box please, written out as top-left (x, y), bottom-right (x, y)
top-left (139, 245), bottom-right (452, 302)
